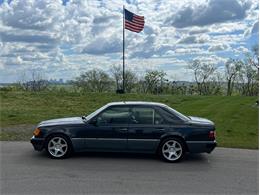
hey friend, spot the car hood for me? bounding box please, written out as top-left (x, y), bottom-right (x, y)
top-left (38, 117), bottom-right (84, 127)
top-left (188, 116), bottom-right (214, 126)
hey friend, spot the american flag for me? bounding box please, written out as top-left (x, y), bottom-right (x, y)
top-left (124, 8), bottom-right (145, 33)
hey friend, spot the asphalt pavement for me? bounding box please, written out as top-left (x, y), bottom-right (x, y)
top-left (0, 141), bottom-right (258, 195)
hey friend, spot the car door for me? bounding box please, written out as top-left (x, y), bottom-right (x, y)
top-left (82, 106), bottom-right (130, 151)
top-left (127, 106), bottom-right (167, 152)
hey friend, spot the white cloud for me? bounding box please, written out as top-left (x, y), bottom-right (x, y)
top-left (82, 34), bottom-right (121, 55)
top-left (194, 55), bottom-right (228, 66)
top-left (234, 46), bottom-right (250, 54)
top-left (165, 0), bottom-right (251, 28)
top-left (174, 47), bottom-right (206, 55)
top-left (0, 0), bottom-right (258, 82)
top-left (178, 34), bottom-right (210, 44)
top-left (251, 21), bottom-right (259, 34)
top-left (208, 43), bottom-right (230, 51)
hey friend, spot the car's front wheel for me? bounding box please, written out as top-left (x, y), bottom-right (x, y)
top-left (159, 138), bottom-right (185, 162)
top-left (46, 135), bottom-right (72, 159)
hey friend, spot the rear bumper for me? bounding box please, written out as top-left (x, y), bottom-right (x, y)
top-left (206, 141), bottom-right (217, 153)
top-left (30, 136), bottom-right (45, 151)
top-left (186, 140), bottom-right (217, 153)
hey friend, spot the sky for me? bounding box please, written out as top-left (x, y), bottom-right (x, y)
top-left (0, 0), bottom-right (259, 83)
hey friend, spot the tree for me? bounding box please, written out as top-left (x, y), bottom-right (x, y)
top-left (250, 44), bottom-right (259, 73)
top-left (19, 70), bottom-right (48, 92)
top-left (110, 65), bottom-right (137, 93)
top-left (225, 59), bottom-right (242, 96)
top-left (238, 62), bottom-right (258, 96)
top-left (237, 45), bottom-right (259, 96)
top-left (110, 65), bottom-right (122, 91)
top-left (144, 70), bottom-right (166, 94)
top-left (73, 69), bottom-right (112, 92)
top-left (187, 60), bottom-right (216, 95)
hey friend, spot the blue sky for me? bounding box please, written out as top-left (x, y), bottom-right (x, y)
top-left (0, 0), bottom-right (258, 82)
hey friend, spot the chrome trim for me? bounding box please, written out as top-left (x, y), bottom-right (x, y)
top-left (127, 139), bottom-right (159, 142)
top-left (72, 138), bottom-right (123, 141)
top-left (72, 137), bottom-right (95, 140)
top-left (71, 138), bottom-right (159, 141)
top-left (119, 128), bottom-right (128, 131)
top-left (186, 141), bottom-right (216, 144)
top-left (31, 136), bottom-right (44, 140)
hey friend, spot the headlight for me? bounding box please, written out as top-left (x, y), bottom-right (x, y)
top-left (33, 128), bottom-right (41, 137)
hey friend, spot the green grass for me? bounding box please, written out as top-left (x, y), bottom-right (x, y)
top-left (0, 91), bottom-right (258, 149)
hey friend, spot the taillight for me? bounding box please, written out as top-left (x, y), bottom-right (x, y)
top-left (209, 130), bottom-right (216, 139)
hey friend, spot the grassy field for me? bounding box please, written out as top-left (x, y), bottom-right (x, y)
top-left (0, 91), bottom-right (258, 149)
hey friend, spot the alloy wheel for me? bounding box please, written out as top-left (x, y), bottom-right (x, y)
top-left (162, 140), bottom-right (183, 161)
top-left (48, 137), bottom-right (68, 158)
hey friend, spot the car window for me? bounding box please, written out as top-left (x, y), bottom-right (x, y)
top-left (164, 105), bottom-right (189, 121)
top-left (97, 106), bottom-right (130, 125)
top-left (154, 111), bottom-right (165, 125)
top-left (130, 107), bottom-right (156, 124)
top-left (157, 107), bottom-right (183, 123)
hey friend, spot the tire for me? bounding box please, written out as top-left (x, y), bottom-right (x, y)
top-left (45, 134), bottom-right (72, 159)
top-left (158, 137), bottom-right (185, 163)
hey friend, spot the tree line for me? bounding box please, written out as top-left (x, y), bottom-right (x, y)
top-left (14, 45), bottom-right (258, 96)
top-left (72, 45), bottom-right (258, 96)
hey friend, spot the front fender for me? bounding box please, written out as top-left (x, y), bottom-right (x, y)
top-left (44, 126), bottom-right (72, 139)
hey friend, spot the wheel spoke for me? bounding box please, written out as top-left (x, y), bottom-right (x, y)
top-left (169, 152), bottom-right (174, 159)
top-left (54, 149), bottom-right (58, 155)
top-left (175, 147), bottom-right (181, 152)
top-left (61, 146), bottom-right (67, 152)
top-left (166, 143), bottom-right (171, 148)
top-left (172, 152), bottom-right (177, 158)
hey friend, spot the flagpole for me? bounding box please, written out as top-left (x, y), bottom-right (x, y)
top-left (122, 5), bottom-right (125, 93)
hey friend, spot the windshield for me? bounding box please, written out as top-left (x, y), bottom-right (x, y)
top-left (84, 105), bottom-right (108, 121)
top-left (164, 105), bottom-right (190, 121)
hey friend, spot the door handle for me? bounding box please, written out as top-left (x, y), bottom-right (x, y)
top-left (119, 128), bottom-right (128, 131)
top-left (156, 128), bottom-right (165, 131)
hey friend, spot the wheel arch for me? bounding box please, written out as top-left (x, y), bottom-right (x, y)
top-left (157, 134), bottom-right (189, 153)
top-left (44, 132), bottom-right (74, 151)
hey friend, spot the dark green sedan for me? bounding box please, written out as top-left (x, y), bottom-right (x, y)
top-left (31, 101), bottom-right (216, 162)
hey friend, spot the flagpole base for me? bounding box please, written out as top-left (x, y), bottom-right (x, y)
top-left (116, 89), bottom-right (125, 94)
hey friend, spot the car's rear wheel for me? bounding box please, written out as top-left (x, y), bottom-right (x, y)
top-left (46, 135), bottom-right (72, 159)
top-left (159, 138), bottom-right (185, 162)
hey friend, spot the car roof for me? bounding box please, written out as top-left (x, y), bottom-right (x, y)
top-left (106, 101), bottom-right (167, 107)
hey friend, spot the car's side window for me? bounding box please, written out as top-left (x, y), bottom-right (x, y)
top-left (130, 107), bottom-right (164, 125)
top-left (97, 106), bottom-right (130, 125)
top-left (158, 107), bottom-right (182, 124)
top-left (154, 111), bottom-right (165, 125)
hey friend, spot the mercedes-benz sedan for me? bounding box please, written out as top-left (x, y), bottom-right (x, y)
top-left (31, 101), bottom-right (216, 162)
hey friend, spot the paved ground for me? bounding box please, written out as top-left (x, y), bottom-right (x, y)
top-left (0, 141), bottom-right (258, 195)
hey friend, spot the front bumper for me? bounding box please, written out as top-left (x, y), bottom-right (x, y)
top-left (30, 136), bottom-right (45, 151)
